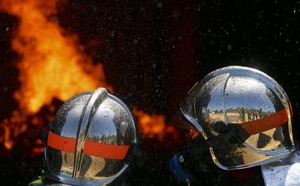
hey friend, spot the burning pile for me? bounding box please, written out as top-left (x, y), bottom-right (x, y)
top-left (0, 0), bottom-right (180, 158)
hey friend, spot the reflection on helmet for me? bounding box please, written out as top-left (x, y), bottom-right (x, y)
top-left (180, 66), bottom-right (295, 170)
top-left (44, 88), bottom-right (139, 185)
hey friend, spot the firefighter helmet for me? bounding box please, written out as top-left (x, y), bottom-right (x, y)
top-left (179, 65), bottom-right (295, 170)
top-left (43, 88), bottom-right (139, 185)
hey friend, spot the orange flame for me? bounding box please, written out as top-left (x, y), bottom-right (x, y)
top-left (0, 0), bottom-right (112, 114)
top-left (0, 0), bottom-right (111, 154)
top-left (0, 0), bottom-right (180, 157)
top-left (133, 107), bottom-right (179, 141)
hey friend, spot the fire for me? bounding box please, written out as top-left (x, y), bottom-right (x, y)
top-left (133, 107), bottom-right (179, 141)
top-left (0, 0), bottom-right (111, 155)
top-left (0, 0), bottom-right (180, 157)
top-left (0, 0), bottom-right (111, 114)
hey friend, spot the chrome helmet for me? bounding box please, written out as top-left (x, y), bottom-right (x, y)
top-left (43, 88), bottom-right (140, 185)
top-left (179, 66), bottom-right (295, 170)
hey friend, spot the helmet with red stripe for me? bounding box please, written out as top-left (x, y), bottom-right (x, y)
top-left (178, 66), bottom-right (295, 170)
top-left (43, 88), bottom-right (140, 185)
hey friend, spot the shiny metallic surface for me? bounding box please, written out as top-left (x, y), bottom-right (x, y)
top-left (180, 66), bottom-right (295, 170)
top-left (44, 88), bottom-right (137, 185)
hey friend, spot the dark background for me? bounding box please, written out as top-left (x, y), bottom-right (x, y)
top-left (0, 0), bottom-right (299, 185)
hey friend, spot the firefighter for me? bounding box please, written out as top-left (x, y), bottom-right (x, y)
top-left (169, 66), bottom-right (299, 185)
top-left (29, 87), bottom-right (143, 186)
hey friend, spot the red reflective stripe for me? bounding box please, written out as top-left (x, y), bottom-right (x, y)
top-left (47, 132), bottom-right (129, 159)
top-left (84, 140), bottom-right (129, 159)
top-left (241, 108), bottom-right (288, 135)
top-left (48, 131), bottom-right (76, 153)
